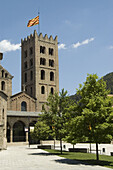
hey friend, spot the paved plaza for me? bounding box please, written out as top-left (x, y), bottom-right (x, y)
top-left (0, 145), bottom-right (112, 170)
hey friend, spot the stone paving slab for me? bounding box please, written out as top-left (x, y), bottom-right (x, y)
top-left (0, 145), bottom-right (112, 170)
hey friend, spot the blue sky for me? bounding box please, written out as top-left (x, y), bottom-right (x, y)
top-left (1, 0), bottom-right (113, 95)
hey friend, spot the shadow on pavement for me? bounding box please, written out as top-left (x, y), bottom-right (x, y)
top-left (28, 152), bottom-right (68, 156)
top-left (54, 158), bottom-right (113, 167)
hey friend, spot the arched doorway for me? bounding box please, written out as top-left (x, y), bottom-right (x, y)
top-left (7, 122), bottom-right (10, 143)
top-left (13, 121), bottom-right (26, 142)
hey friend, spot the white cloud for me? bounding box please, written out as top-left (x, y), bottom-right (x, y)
top-left (0, 40), bottom-right (21, 53)
top-left (58, 43), bottom-right (66, 50)
top-left (109, 46), bottom-right (113, 49)
top-left (72, 37), bottom-right (95, 48)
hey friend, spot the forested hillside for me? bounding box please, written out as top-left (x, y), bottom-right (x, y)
top-left (70, 72), bottom-right (113, 101)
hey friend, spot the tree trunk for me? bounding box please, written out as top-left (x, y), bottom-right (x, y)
top-left (96, 142), bottom-right (99, 161)
top-left (60, 139), bottom-right (62, 154)
top-left (90, 143), bottom-right (91, 153)
top-left (54, 139), bottom-right (55, 149)
top-left (73, 144), bottom-right (74, 149)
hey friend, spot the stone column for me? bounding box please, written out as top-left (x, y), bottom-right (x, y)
top-left (10, 126), bottom-right (13, 143)
top-left (26, 131), bottom-right (28, 142)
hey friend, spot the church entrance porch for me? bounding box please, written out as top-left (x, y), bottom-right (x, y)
top-left (7, 110), bottom-right (40, 143)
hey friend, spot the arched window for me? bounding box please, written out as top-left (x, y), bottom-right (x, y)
top-left (2, 109), bottom-right (4, 119)
top-left (25, 73), bottom-right (27, 82)
top-left (41, 70), bottom-right (45, 80)
top-left (49, 48), bottom-right (54, 55)
top-left (49, 60), bottom-right (54, 67)
top-left (5, 73), bottom-right (8, 78)
top-left (30, 47), bottom-right (33, 55)
top-left (40, 58), bottom-right (46, 65)
top-left (30, 71), bottom-right (33, 80)
top-left (21, 101), bottom-right (27, 111)
top-left (51, 87), bottom-right (54, 94)
top-left (1, 81), bottom-right (5, 90)
top-left (2, 70), bottom-right (4, 77)
top-left (40, 46), bottom-right (45, 54)
top-left (41, 86), bottom-right (45, 94)
top-left (31, 87), bottom-right (33, 95)
top-left (50, 72), bottom-right (54, 81)
top-left (30, 58), bottom-right (33, 67)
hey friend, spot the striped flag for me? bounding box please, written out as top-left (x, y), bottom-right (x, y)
top-left (27, 16), bottom-right (39, 27)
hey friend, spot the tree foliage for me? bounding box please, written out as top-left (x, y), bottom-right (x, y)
top-left (65, 74), bottom-right (113, 160)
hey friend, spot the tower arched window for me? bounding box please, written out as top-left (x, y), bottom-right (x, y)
top-left (49, 59), bottom-right (54, 67)
top-left (25, 73), bottom-right (27, 83)
top-left (51, 87), bottom-right (54, 94)
top-left (50, 72), bottom-right (54, 81)
top-left (40, 58), bottom-right (46, 65)
top-left (30, 58), bottom-right (33, 67)
top-left (41, 70), bottom-right (45, 80)
top-left (41, 86), bottom-right (45, 94)
top-left (21, 101), bottom-right (27, 111)
top-left (40, 46), bottom-right (45, 54)
top-left (1, 81), bottom-right (5, 90)
top-left (30, 71), bottom-right (33, 80)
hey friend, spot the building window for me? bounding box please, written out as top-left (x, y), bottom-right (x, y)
top-left (41, 70), bottom-right (45, 80)
top-left (49, 59), bottom-right (54, 67)
top-left (40, 46), bottom-right (45, 54)
top-left (41, 86), bottom-right (45, 94)
top-left (24, 50), bottom-right (27, 58)
top-left (51, 87), bottom-right (54, 94)
top-left (40, 58), bottom-right (46, 65)
top-left (50, 72), bottom-right (54, 81)
top-left (49, 48), bottom-right (54, 55)
top-left (2, 109), bottom-right (4, 119)
top-left (30, 87), bottom-right (33, 95)
top-left (30, 47), bottom-right (33, 55)
top-left (30, 58), bottom-right (33, 67)
top-left (1, 81), bottom-right (5, 90)
top-left (30, 71), bottom-right (33, 80)
top-left (21, 101), bottom-right (27, 111)
top-left (25, 73), bottom-right (27, 83)
top-left (24, 61), bottom-right (27, 69)
top-left (5, 73), bottom-right (8, 78)
top-left (2, 70), bottom-right (4, 77)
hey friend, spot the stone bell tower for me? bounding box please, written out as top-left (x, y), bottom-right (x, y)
top-left (21, 30), bottom-right (59, 112)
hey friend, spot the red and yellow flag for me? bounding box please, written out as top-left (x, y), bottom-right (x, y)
top-left (27, 16), bottom-right (39, 27)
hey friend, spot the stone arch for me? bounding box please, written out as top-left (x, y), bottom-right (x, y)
top-left (13, 121), bottom-right (26, 142)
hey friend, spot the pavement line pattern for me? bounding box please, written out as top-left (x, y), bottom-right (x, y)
top-left (0, 145), bottom-right (112, 170)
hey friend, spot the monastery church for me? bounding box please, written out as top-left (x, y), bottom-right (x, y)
top-left (0, 30), bottom-right (59, 149)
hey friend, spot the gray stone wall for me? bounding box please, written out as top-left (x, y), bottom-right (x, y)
top-left (0, 91), bottom-right (7, 149)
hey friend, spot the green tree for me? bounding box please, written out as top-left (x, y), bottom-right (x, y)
top-left (66, 74), bottom-right (113, 160)
top-left (42, 89), bottom-right (71, 154)
top-left (31, 120), bottom-right (51, 141)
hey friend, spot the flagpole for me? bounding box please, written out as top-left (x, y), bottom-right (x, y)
top-left (38, 11), bottom-right (40, 35)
